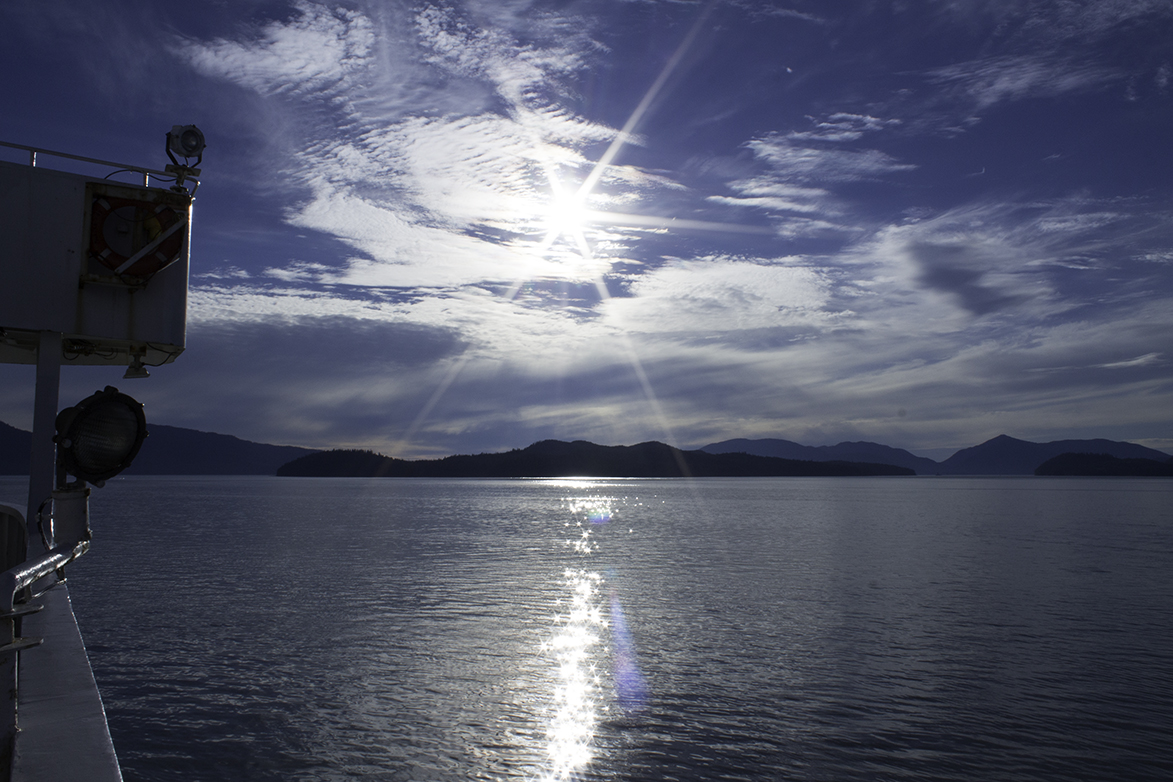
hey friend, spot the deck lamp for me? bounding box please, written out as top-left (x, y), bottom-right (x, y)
top-left (38, 387), bottom-right (146, 549)
top-left (166, 125), bottom-right (205, 164)
top-left (165, 124), bottom-right (204, 192)
top-left (54, 386), bottom-right (147, 487)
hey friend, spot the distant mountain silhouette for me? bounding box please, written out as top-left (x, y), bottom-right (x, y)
top-left (277, 440), bottom-right (915, 478)
top-left (0, 420), bottom-right (317, 476)
top-left (124, 424), bottom-right (318, 475)
top-left (936, 435), bottom-right (1170, 475)
top-left (700, 438), bottom-right (940, 474)
top-left (5, 416), bottom-right (1168, 478)
top-left (1035, 452), bottom-right (1173, 477)
top-left (701, 434), bottom-right (1170, 475)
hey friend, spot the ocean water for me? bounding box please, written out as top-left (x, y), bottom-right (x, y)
top-left (2, 476), bottom-right (1171, 781)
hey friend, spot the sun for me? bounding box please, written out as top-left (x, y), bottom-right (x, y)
top-left (536, 174), bottom-right (593, 250)
top-left (523, 173), bottom-right (605, 282)
top-left (542, 192), bottom-right (591, 241)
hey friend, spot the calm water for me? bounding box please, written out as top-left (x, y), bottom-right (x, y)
top-left (2, 476), bottom-right (1171, 781)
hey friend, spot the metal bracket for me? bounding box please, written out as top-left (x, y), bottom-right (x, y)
top-left (0, 604), bottom-right (44, 620)
top-left (0, 637), bottom-right (43, 657)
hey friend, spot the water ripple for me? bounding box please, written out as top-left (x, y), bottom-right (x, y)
top-left (0, 476), bottom-right (1166, 782)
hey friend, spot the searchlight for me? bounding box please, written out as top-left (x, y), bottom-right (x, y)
top-left (165, 124), bottom-right (204, 193)
top-left (54, 386), bottom-right (147, 486)
top-left (166, 125), bottom-right (205, 163)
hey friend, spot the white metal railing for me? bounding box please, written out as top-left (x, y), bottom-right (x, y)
top-left (0, 140), bottom-right (197, 190)
top-left (0, 526), bottom-right (90, 780)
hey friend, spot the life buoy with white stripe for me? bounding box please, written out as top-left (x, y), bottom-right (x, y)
top-left (88, 195), bottom-right (187, 277)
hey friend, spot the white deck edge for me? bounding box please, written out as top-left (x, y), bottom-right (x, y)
top-left (12, 583), bottom-right (122, 782)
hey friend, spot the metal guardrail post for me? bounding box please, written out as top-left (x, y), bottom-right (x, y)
top-left (1, 611), bottom-right (13, 781)
top-left (27, 332), bottom-right (61, 549)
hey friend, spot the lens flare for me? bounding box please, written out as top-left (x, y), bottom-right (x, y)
top-left (609, 589), bottom-right (648, 716)
top-left (568, 496), bottom-right (616, 527)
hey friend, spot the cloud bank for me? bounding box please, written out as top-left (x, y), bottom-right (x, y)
top-left (3, 0), bottom-right (1171, 457)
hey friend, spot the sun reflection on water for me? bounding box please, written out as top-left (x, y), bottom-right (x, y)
top-left (568, 496), bottom-right (616, 528)
top-left (537, 496), bottom-right (613, 780)
top-left (541, 568), bottom-right (605, 781)
top-left (538, 492), bottom-right (648, 780)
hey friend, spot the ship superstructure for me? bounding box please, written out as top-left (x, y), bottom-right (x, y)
top-left (0, 130), bottom-right (201, 781)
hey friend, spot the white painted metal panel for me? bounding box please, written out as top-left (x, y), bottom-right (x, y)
top-left (0, 160), bottom-right (189, 367)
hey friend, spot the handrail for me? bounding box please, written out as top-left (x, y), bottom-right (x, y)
top-left (0, 540), bottom-right (90, 611)
top-left (0, 140), bottom-right (201, 193)
top-left (1, 540), bottom-right (90, 779)
top-left (0, 140), bottom-right (171, 181)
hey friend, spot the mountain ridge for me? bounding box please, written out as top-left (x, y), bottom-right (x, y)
top-left (124, 424), bottom-right (318, 475)
top-left (2, 418), bottom-right (1168, 476)
top-left (700, 438), bottom-right (940, 473)
top-left (935, 435), bottom-right (1170, 475)
top-left (0, 420), bottom-right (316, 476)
top-left (277, 440), bottom-right (914, 478)
top-left (1035, 452), bottom-right (1173, 477)
top-left (700, 435), bottom-right (1169, 475)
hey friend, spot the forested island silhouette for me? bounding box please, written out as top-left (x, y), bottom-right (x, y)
top-left (275, 440), bottom-right (914, 478)
top-left (3, 420), bottom-right (1170, 477)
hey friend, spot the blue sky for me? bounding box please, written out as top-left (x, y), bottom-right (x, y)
top-left (2, 0), bottom-right (1172, 459)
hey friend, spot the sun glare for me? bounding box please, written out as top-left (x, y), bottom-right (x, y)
top-left (408, 0), bottom-right (726, 453)
top-left (542, 190), bottom-right (591, 241)
top-left (542, 567), bottom-right (604, 781)
top-left (526, 171), bottom-right (600, 278)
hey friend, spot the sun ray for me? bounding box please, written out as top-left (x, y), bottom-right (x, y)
top-left (578, 0), bottom-right (722, 198)
top-left (581, 209), bottom-right (775, 235)
top-left (503, 0), bottom-right (725, 454)
top-left (388, 353), bottom-right (470, 458)
top-left (405, 1), bottom-right (725, 456)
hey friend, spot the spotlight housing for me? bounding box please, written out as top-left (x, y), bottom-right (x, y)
top-left (167, 124), bottom-right (205, 162)
top-left (54, 386), bottom-right (148, 486)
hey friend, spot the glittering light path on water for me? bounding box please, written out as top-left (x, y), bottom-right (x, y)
top-left (538, 490), bottom-right (650, 780)
top-left (538, 494), bottom-right (609, 780)
top-left (542, 568), bottom-right (604, 781)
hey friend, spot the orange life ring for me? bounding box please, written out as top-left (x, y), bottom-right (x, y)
top-left (88, 195), bottom-right (186, 277)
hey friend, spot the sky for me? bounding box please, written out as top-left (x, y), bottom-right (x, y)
top-left (1, 0), bottom-right (1172, 460)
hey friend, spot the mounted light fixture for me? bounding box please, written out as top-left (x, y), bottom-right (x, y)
top-left (165, 124), bottom-right (205, 193)
top-left (54, 386), bottom-right (148, 487)
top-left (166, 125), bottom-right (205, 163)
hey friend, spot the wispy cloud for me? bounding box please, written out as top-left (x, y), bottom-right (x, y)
top-left (1094, 352), bottom-right (1163, 370)
top-left (178, 2), bottom-right (375, 98)
top-left (927, 55), bottom-right (1117, 110)
top-left (905, 241), bottom-right (1026, 316)
top-left (98, 0), bottom-right (1170, 457)
top-left (604, 257), bottom-right (841, 337)
top-left (727, 1), bottom-right (825, 24)
top-left (709, 113), bottom-right (908, 232)
top-left (936, 0), bottom-right (1173, 46)
top-left (413, 5), bottom-right (592, 105)
top-left (706, 179), bottom-right (836, 231)
top-left (746, 134), bottom-right (915, 182)
top-left (175, 2), bottom-right (682, 289)
top-left (786, 113), bottom-right (903, 143)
